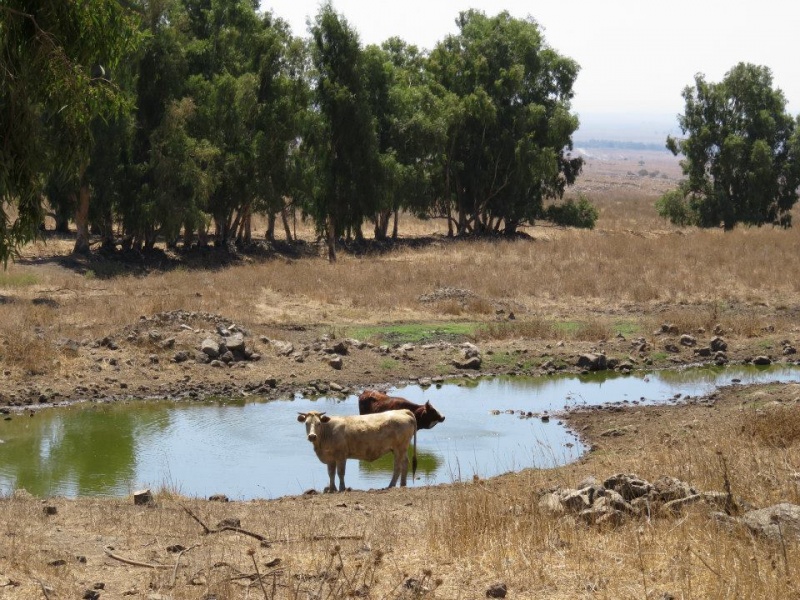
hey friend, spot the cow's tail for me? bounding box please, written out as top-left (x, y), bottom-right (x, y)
top-left (411, 423), bottom-right (418, 483)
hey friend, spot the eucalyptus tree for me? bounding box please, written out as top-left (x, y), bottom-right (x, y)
top-left (0, 0), bottom-right (141, 261)
top-left (251, 14), bottom-right (310, 243)
top-left (660, 63), bottom-right (800, 229)
top-left (427, 10), bottom-right (584, 236)
top-left (362, 39), bottom-right (446, 240)
top-left (308, 2), bottom-right (379, 261)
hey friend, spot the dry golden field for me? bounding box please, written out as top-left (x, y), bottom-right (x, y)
top-left (2, 150), bottom-right (800, 598)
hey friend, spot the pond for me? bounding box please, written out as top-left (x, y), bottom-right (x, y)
top-left (1, 364), bottom-right (798, 500)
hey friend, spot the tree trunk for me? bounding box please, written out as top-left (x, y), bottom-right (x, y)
top-left (281, 203), bottom-right (293, 242)
top-left (392, 209), bottom-right (399, 239)
top-left (73, 171), bottom-right (91, 254)
top-left (327, 215), bottom-right (337, 263)
top-left (266, 212), bottom-right (276, 242)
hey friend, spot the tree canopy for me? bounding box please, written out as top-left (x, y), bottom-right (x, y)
top-left (1, 2), bottom-right (592, 264)
top-left (659, 63), bottom-right (800, 229)
top-left (0, 0), bottom-right (140, 263)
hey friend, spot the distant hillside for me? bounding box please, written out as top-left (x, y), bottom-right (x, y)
top-left (573, 139), bottom-right (668, 152)
top-left (574, 112), bottom-right (679, 146)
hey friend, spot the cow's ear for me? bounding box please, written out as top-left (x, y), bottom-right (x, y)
top-left (297, 414), bottom-right (307, 423)
top-left (320, 415), bottom-right (331, 423)
top-left (425, 401), bottom-right (431, 407)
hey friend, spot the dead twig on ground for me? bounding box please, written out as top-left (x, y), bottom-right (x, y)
top-left (103, 547), bottom-right (171, 570)
top-left (170, 544), bottom-right (200, 588)
top-left (180, 504), bottom-right (270, 542)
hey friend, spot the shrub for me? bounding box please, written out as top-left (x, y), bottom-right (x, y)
top-left (544, 195), bottom-right (598, 229)
top-left (656, 188), bottom-right (696, 226)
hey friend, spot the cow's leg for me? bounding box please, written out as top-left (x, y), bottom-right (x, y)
top-left (326, 462), bottom-right (337, 493)
top-left (336, 461), bottom-right (347, 492)
top-left (387, 450), bottom-right (402, 488)
top-left (399, 449), bottom-right (409, 487)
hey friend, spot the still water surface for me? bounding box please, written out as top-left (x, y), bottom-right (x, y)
top-left (1, 365), bottom-right (798, 499)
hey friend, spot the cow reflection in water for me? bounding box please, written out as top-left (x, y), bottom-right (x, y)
top-left (297, 410), bottom-right (417, 492)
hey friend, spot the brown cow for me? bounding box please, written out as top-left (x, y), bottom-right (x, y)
top-left (297, 410), bottom-right (417, 492)
top-left (358, 390), bottom-right (445, 430)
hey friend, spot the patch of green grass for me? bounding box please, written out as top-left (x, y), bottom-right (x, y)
top-left (487, 352), bottom-right (533, 370)
top-left (650, 351), bottom-right (669, 362)
top-left (553, 321), bottom-right (582, 335)
top-left (346, 322), bottom-right (478, 345)
top-left (379, 358), bottom-right (399, 371)
top-left (0, 272), bottom-right (37, 287)
top-left (613, 319), bottom-right (640, 337)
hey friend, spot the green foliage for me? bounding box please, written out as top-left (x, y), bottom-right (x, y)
top-left (656, 188), bottom-right (696, 226)
top-left (666, 63), bottom-right (800, 229)
top-left (544, 196), bottom-right (598, 229)
top-left (307, 3), bottom-right (379, 259)
top-left (0, 1), bottom-right (141, 264)
top-left (427, 10), bottom-right (583, 236)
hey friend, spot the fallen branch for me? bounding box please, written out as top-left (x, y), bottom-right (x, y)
top-left (103, 547), bottom-right (171, 570)
top-left (170, 544), bottom-right (200, 588)
top-left (180, 504), bottom-right (269, 542)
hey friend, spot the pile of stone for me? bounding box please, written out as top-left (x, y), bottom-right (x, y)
top-left (538, 473), bottom-right (735, 526)
top-left (542, 473), bottom-right (800, 541)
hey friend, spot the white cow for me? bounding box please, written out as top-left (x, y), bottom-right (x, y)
top-left (297, 409), bottom-right (417, 492)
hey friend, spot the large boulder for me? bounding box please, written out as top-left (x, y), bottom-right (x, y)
top-left (576, 353), bottom-right (607, 371)
top-left (742, 504), bottom-right (800, 541)
top-left (200, 338), bottom-right (220, 359)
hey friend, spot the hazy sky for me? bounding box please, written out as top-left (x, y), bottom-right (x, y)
top-left (260, 0), bottom-right (800, 120)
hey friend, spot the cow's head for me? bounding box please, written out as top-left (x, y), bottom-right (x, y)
top-left (297, 411), bottom-right (330, 442)
top-left (420, 401), bottom-right (445, 429)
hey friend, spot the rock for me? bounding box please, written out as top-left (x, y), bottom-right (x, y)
top-left (209, 494), bottom-right (229, 502)
top-left (561, 489), bottom-right (592, 512)
top-left (664, 343), bottom-right (680, 353)
top-left (201, 338), bottom-right (220, 359)
top-left (576, 476), bottom-right (599, 490)
top-left (693, 347), bottom-right (711, 357)
top-left (661, 323), bottom-right (680, 335)
top-left (453, 356), bottom-right (482, 369)
top-left (579, 498), bottom-right (625, 526)
top-left (603, 474), bottom-right (652, 501)
top-left (173, 351), bottom-right (189, 363)
top-left (753, 356), bottom-right (772, 366)
top-left (538, 492), bottom-right (565, 515)
top-left (660, 494), bottom-right (703, 515)
top-left (220, 351), bottom-right (235, 364)
top-left (273, 341), bottom-right (294, 356)
top-left (486, 583), bottom-right (507, 598)
top-left (679, 334), bottom-right (696, 347)
top-left (460, 342), bottom-right (480, 358)
top-left (601, 489), bottom-right (638, 515)
top-left (710, 336), bottom-right (727, 352)
top-left (328, 356), bottom-right (343, 370)
top-left (225, 333), bottom-right (245, 353)
top-left (650, 475), bottom-right (697, 502)
top-left (576, 353), bottom-right (607, 371)
top-left (43, 505), bottom-right (57, 516)
top-left (742, 504), bottom-right (800, 541)
top-left (133, 489), bottom-right (153, 506)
